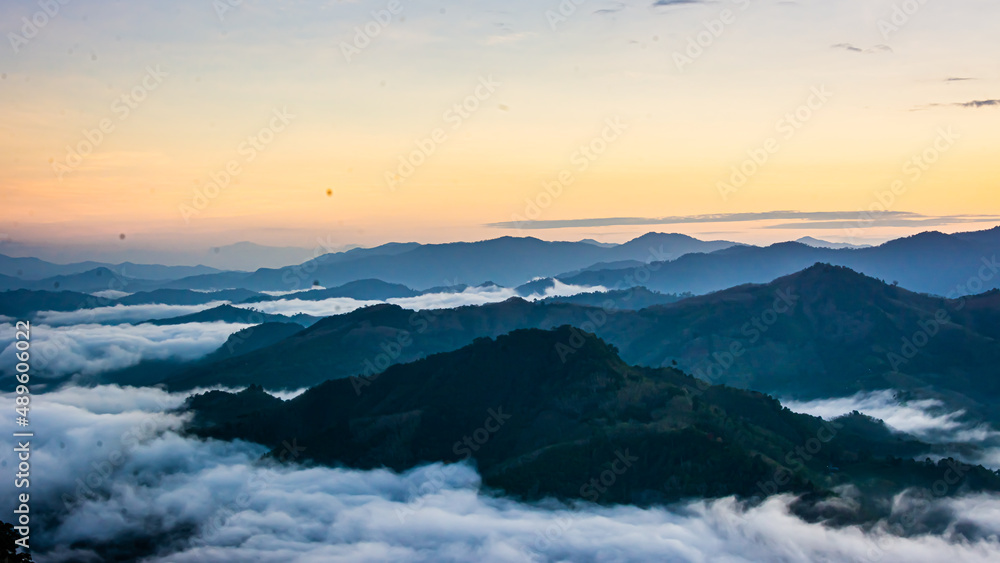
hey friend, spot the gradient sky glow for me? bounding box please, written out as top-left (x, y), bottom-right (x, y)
top-left (2, 0), bottom-right (999, 262)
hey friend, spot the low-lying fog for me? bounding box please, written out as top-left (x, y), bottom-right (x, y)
top-left (2, 386), bottom-right (998, 562)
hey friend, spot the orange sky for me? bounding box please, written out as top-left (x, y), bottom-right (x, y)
top-left (2, 0), bottom-right (999, 261)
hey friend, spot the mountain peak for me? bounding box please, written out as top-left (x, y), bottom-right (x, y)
top-left (773, 262), bottom-right (884, 289)
top-left (625, 232), bottom-right (698, 244)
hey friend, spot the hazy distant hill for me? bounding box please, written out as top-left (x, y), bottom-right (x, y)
top-left (795, 236), bottom-right (871, 250)
top-left (5, 267), bottom-right (146, 293)
top-left (0, 253), bottom-right (222, 281)
top-left (155, 233), bottom-right (738, 291)
top-left (563, 228), bottom-right (1000, 297)
top-left (187, 327), bottom-right (1000, 512)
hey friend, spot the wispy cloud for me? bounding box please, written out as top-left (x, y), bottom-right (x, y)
top-left (486, 211), bottom-right (999, 230)
top-left (230, 282), bottom-right (606, 317)
top-left (484, 31), bottom-right (536, 45)
top-left (652, 0), bottom-right (705, 6)
top-left (0, 321), bottom-right (251, 379)
top-left (915, 99), bottom-right (1000, 111)
top-left (763, 214), bottom-right (1000, 230)
top-left (955, 99), bottom-right (1000, 108)
top-left (832, 43), bottom-right (893, 54)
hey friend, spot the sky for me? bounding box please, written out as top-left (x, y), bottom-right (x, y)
top-left (2, 0), bottom-right (999, 262)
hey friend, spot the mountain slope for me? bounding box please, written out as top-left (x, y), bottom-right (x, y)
top-left (202, 322), bottom-right (305, 362)
top-left (0, 289), bottom-right (96, 317)
top-left (187, 327), bottom-right (1000, 510)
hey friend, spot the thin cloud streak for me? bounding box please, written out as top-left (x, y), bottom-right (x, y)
top-left (485, 212), bottom-right (1000, 230)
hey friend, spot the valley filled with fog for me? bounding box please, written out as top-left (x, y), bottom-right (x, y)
top-left (4, 230), bottom-right (1000, 561)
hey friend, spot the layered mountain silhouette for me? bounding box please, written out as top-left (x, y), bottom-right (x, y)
top-left (0, 253), bottom-right (222, 281)
top-left (0, 267), bottom-right (137, 293)
top-left (163, 264), bottom-right (1000, 425)
top-left (187, 327), bottom-right (1000, 512)
top-left (563, 228), bottom-right (1000, 297)
top-left (152, 233), bottom-right (737, 291)
top-left (796, 236), bottom-right (870, 249)
top-left (5, 228), bottom-right (1000, 298)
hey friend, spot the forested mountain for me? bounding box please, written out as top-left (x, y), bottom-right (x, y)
top-left (188, 327), bottom-right (1000, 514)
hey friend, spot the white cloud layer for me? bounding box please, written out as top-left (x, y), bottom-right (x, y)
top-left (0, 322), bottom-right (251, 379)
top-left (1, 386), bottom-right (998, 563)
top-left (89, 290), bottom-right (132, 300)
top-left (233, 282), bottom-right (607, 318)
top-left (783, 390), bottom-right (1000, 444)
top-left (33, 301), bottom-right (230, 327)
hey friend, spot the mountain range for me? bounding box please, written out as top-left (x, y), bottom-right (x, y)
top-left (563, 228), bottom-right (1000, 296)
top-left (160, 264), bottom-right (1000, 426)
top-left (4, 228), bottom-right (1000, 298)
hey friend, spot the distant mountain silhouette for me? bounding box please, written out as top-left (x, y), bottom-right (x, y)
top-left (0, 253), bottom-right (222, 281)
top-left (795, 236), bottom-right (871, 249)
top-left (578, 238), bottom-right (617, 248)
top-left (563, 227), bottom-right (1000, 297)
top-left (153, 233), bottom-right (738, 291)
top-left (3, 267), bottom-right (138, 293)
top-left (204, 242), bottom-right (323, 271)
top-left (9, 228), bottom-right (997, 297)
